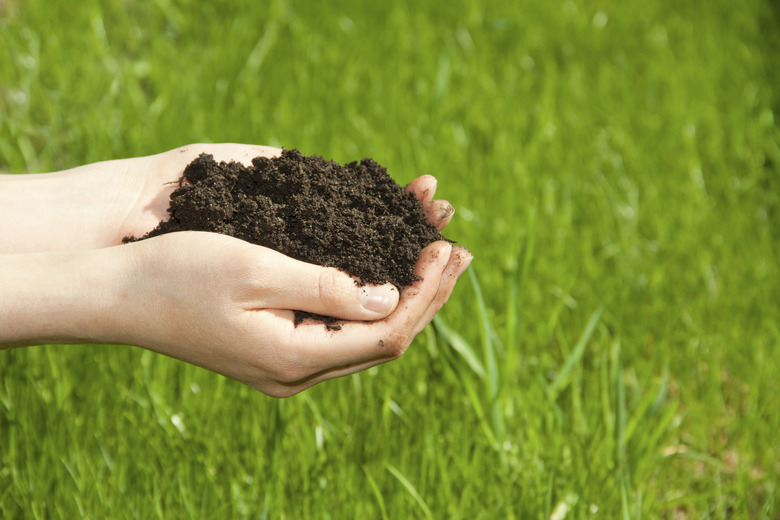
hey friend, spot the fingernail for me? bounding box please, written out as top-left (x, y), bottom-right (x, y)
top-left (361, 285), bottom-right (396, 313)
top-left (438, 202), bottom-right (454, 222)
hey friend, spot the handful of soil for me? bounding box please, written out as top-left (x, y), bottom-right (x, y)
top-left (125, 149), bottom-right (449, 328)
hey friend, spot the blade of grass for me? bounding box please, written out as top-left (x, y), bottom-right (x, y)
top-left (386, 464), bottom-right (434, 520)
top-left (433, 316), bottom-right (486, 378)
top-left (620, 480), bottom-right (631, 520)
top-left (548, 307), bottom-right (604, 400)
top-left (505, 204), bottom-right (536, 382)
top-left (613, 337), bottom-right (629, 487)
top-left (468, 268), bottom-right (498, 399)
top-left (362, 466), bottom-right (389, 520)
top-left (437, 334), bottom-right (499, 447)
top-left (468, 268), bottom-right (505, 440)
top-left (623, 368), bottom-right (669, 445)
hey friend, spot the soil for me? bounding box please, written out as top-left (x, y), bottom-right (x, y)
top-left (124, 149), bottom-right (449, 329)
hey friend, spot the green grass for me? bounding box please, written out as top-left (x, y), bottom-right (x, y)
top-left (1, 0), bottom-right (779, 517)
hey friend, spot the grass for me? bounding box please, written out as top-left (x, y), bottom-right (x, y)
top-left (1, 0), bottom-right (779, 517)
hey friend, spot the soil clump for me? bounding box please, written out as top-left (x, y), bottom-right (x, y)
top-left (124, 149), bottom-right (449, 329)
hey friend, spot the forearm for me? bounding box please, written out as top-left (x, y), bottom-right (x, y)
top-left (0, 248), bottom-right (125, 348)
top-left (0, 159), bottom-right (154, 253)
top-left (0, 144), bottom-right (281, 254)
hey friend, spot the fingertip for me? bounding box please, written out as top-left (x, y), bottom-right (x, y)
top-left (406, 175), bottom-right (438, 203)
top-left (425, 199), bottom-right (454, 230)
top-left (437, 246), bottom-right (472, 298)
top-left (452, 246), bottom-right (473, 278)
top-left (422, 239), bottom-right (453, 259)
top-left (417, 174), bottom-right (438, 189)
top-left (408, 246), bottom-right (473, 333)
top-left (415, 241), bottom-right (454, 278)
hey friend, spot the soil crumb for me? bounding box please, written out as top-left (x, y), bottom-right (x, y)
top-left (125, 149), bottom-right (449, 328)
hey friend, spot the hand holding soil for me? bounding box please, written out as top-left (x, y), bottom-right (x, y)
top-left (108, 232), bottom-right (468, 396)
top-left (0, 144), bottom-right (471, 396)
top-left (126, 146), bottom-right (459, 328)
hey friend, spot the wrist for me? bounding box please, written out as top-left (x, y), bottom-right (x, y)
top-left (0, 165), bottom-right (136, 253)
top-left (0, 155), bottom-right (169, 253)
top-left (0, 247), bottom-right (129, 348)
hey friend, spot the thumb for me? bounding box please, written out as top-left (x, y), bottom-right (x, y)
top-left (255, 250), bottom-right (400, 320)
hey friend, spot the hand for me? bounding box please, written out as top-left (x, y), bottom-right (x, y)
top-left (0, 231), bottom-right (471, 397)
top-left (114, 143), bottom-right (282, 243)
top-left (0, 143), bottom-right (456, 252)
top-left (0, 144), bottom-right (471, 396)
top-left (107, 232), bottom-right (470, 397)
top-left (0, 144), bottom-right (280, 253)
top-left (120, 144), bottom-right (458, 241)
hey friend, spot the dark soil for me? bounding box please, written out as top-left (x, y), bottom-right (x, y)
top-left (124, 149), bottom-right (449, 329)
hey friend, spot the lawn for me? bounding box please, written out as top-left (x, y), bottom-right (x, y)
top-left (1, 0), bottom-right (779, 517)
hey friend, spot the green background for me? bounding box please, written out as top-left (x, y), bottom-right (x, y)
top-left (1, 0), bottom-right (778, 517)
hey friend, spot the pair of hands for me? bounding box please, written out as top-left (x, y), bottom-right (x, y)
top-left (0, 144), bottom-right (472, 397)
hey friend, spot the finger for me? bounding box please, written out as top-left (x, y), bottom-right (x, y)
top-left (242, 244), bottom-right (466, 396)
top-left (252, 248), bottom-right (400, 321)
top-left (413, 246), bottom-right (473, 330)
top-left (405, 176), bottom-right (454, 229)
top-left (405, 175), bottom-right (437, 204)
top-left (423, 199), bottom-right (455, 231)
top-left (299, 248), bottom-right (473, 395)
top-left (281, 241), bottom-right (454, 370)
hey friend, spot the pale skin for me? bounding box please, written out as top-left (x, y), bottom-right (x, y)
top-left (0, 144), bottom-right (472, 397)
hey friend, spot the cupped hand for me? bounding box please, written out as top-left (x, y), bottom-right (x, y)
top-left (115, 143), bottom-right (282, 242)
top-left (111, 232), bottom-right (471, 396)
top-left (117, 143), bottom-right (456, 241)
top-left (3, 142), bottom-right (469, 395)
top-left (1, 144), bottom-right (456, 254)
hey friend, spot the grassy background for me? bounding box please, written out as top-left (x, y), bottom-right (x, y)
top-left (1, 0), bottom-right (779, 517)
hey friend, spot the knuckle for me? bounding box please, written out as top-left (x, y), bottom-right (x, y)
top-left (317, 267), bottom-right (349, 310)
top-left (316, 268), bottom-right (333, 303)
top-left (383, 331), bottom-right (411, 358)
top-left (433, 288), bottom-right (452, 308)
top-left (401, 285), bottom-right (424, 302)
top-left (248, 255), bottom-right (273, 289)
